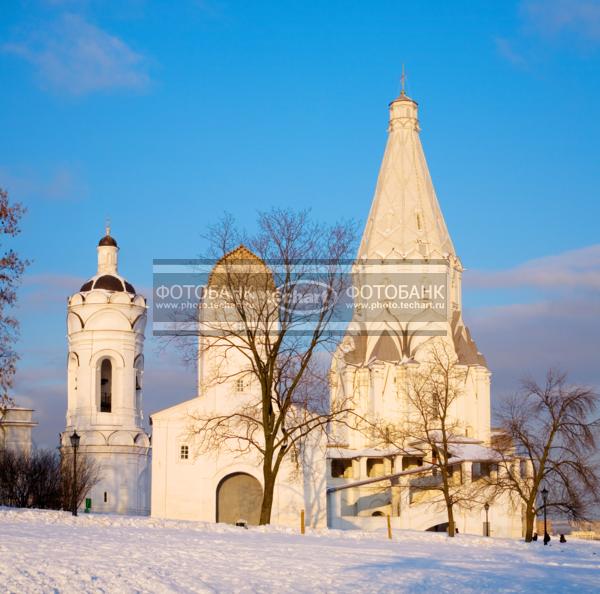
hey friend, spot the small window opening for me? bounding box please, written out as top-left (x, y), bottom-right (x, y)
top-left (135, 355), bottom-right (144, 414)
top-left (402, 456), bottom-right (424, 471)
top-left (367, 458), bottom-right (385, 478)
top-left (331, 458), bottom-right (353, 478)
top-left (180, 445), bottom-right (189, 460)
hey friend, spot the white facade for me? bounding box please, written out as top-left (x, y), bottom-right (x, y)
top-left (326, 90), bottom-right (523, 537)
top-left (61, 229), bottom-right (151, 515)
top-left (151, 247), bottom-right (327, 528)
top-left (151, 398), bottom-right (326, 528)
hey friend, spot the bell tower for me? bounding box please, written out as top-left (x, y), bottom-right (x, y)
top-left (61, 227), bottom-right (151, 515)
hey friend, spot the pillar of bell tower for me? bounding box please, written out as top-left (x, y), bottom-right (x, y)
top-left (61, 228), bottom-right (151, 515)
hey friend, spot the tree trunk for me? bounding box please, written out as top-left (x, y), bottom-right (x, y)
top-left (260, 464), bottom-right (276, 525)
top-left (524, 505), bottom-right (536, 543)
top-left (447, 504), bottom-right (456, 538)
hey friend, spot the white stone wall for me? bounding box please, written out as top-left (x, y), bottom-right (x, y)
top-left (62, 237), bottom-right (151, 515)
top-left (151, 398), bottom-right (327, 528)
top-left (0, 408), bottom-right (37, 455)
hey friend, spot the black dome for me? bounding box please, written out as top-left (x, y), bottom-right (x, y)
top-left (94, 275), bottom-right (125, 291)
top-left (99, 235), bottom-right (118, 247)
top-left (79, 275), bottom-right (136, 294)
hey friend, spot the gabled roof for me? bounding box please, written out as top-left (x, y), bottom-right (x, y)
top-left (150, 395), bottom-right (200, 421)
top-left (207, 244), bottom-right (274, 290)
top-left (215, 244), bottom-right (262, 264)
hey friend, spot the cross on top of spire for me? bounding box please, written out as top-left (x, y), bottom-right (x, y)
top-left (400, 64), bottom-right (406, 95)
top-left (391, 65), bottom-right (416, 106)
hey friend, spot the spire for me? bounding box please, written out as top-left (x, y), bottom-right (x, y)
top-left (357, 85), bottom-right (455, 260)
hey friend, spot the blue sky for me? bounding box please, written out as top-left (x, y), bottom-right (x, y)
top-left (1, 0), bottom-right (600, 446)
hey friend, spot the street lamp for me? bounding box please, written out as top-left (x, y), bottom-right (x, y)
top-left (484, 502), bottom-right (490, 537)
top-left (70, 431), bottom-right (80, 517)
top-left (541, 486), bottom-right (549, 545)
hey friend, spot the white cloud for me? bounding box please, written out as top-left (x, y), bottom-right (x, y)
top-left (465, 244), bottom-right (600, 293)
top-left (467, 298), bottom-right (600, 403)
top-left (496, 0), bottom-right (600, 66)
top-left (463, 243), bottom-right (600, 404)
top-left (20, 274), bottom-right (85, 310)
top-left (0, 165), bottom-right (88, 201)
top-left (3, 13), bottom-right (149, 95)
top-left (494, 37), bottom-right (527, 67)
top-left (524, 0), bottom-right (600, 42)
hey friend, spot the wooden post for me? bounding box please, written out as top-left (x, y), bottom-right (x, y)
top-left (301, 509), bottom-right (305, 535)
top-left (387, 515), bottom-right (392, 540)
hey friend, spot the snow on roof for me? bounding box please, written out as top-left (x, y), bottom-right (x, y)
top-left (328, 436), bottom-right (498, 463)
top-left (448, 443), bottom-right (499, 463)
top-left (327, 447), bottom-right (400, 459)
top-left (408, 431), bottom-right (483, 446)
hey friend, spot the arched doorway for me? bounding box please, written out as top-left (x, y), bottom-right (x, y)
top-left (216, 473), bottom-right (263, 525)
top-left (426, 522), bottom-right (449, 533)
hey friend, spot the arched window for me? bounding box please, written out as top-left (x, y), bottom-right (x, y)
top-left (100, 358), bottom-right (112, 413)
top-left (67, 352), bottom-right (79, 395)
top-left (134, 355), bottom-right (144, 413)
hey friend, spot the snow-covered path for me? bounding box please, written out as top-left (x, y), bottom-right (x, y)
top-left (0, 509), bottom-right (599, 593)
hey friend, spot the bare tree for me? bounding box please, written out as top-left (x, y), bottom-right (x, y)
top-left (0, 447), bottom-right (32, 507)
top-left (182, 209), bottom-right (356, 524)
top-left (490, 369), bottom-right (600, 542)
top-left (0, 448), bottom-right (98, 510)
top-left (369, 341), bottom-right (482, 537)
top-left (0, 188), bottom-right (28, 411)
top-left (28, 449), bottom-right (63, 508)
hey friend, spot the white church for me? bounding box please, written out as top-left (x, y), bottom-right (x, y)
top-left (62, 87), bottom-right (523, 537)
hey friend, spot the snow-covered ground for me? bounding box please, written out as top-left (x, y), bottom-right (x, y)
top-left (1, 508), bottom-right (599, 593)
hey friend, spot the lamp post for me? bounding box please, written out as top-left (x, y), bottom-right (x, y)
top-left (70, 430), bottom-right (80, 517)
top-left (541, 486), bottom-right (549, 545)
top-left (484, 502), bottom-right (490, 537)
